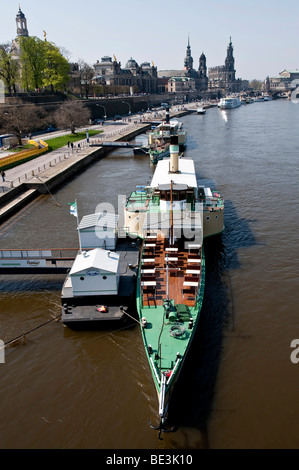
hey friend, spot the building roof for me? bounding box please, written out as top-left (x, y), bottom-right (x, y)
top-left (158, 70), bottom-right (188, 78)
top-left (16, 7), bottom-right (25, 19)
top-left (70, 248), bottom-right (120, 275)
top-left (125, 58), bottom-right (138, 69)
top-left (169, 76), bottom-right (194, 82)
top-left (78, 212), bottom-right (119, 230)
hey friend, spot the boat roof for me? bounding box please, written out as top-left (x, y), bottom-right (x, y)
top-left (157, 120), bottom-right (181, 128)
top-left (70, 248), bottom-right (120, 274)
top-left (150, 157), bottom-right (197, 189)
top-left (78, 212), bottom-right (119, 230)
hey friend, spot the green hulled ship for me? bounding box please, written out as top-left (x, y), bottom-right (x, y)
top-left (124, 138), bottom-right (224, 435)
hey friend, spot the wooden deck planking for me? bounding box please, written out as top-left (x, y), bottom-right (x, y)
top-left (141, 233), bottom-right (201, 308)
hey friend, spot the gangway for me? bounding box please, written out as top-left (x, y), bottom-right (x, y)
top-left (0, 248), bottom-right (78, 274)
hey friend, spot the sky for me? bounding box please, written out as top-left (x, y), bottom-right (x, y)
top-left (1, 0), bottom-right (299, 81)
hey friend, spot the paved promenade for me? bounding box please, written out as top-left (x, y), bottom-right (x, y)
top-left (0, 119), bottom-right (149, 195)
top-left (0, 103), bottom-right (197, 200)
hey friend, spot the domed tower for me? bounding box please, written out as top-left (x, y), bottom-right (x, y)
top-left (16, 6), bottom-right (29, 37)
top-left (184, 35), bottom-right (193, 71)
top-left (125, 57), bottom-right (140, 76)
top-left (198, 52), bottom-right (208, 91)
top-left (11, 6), bottom-right (29, 60)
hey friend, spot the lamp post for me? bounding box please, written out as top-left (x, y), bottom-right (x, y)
top-left (96, 104), bottom-right (107, 121)
top-left (122, 101), bottom-right (131, 115)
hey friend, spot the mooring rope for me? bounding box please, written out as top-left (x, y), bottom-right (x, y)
top-left (3, 314), bottom-right (62, 348)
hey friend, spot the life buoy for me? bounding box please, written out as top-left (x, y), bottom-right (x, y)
top-left (97, 305), bottom-right (108, 313)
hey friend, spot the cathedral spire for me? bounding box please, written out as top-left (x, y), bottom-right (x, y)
top-left (184, 34), bottom-right (193, 71)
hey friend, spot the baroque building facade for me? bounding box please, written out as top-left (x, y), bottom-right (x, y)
top-left (208, 38), bottom-right (247, 92)
top-left (158, 37), bottom-right (208, 92)
top-left (266, 70), bottom-right (299, 93)
top-left (158, 37), bottom-right (247, 94)
top-left (93, 56), bottom-right (158, 94)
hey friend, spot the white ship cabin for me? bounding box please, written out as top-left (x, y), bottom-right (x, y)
top-left (150, 151), bottom-right (197, 212)
top-left (78, 212), bottom-right (119, 250)
top-left (70, 248), bottom-right (120, 296)
top-left (156, 120), bottom-right (182, 131)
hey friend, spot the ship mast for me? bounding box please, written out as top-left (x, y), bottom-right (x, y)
top-left (170, 180), bottom-right (174, 245)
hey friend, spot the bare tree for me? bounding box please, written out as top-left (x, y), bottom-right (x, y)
top-left (78, 59), bottom-right (95, 99)
top-left (0, 104), bottom-right (49, 144)
top-left (53, 100), bottom-right (91, 134)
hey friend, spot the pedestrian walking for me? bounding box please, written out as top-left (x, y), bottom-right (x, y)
top-left (67, 141), bottom-right (70, 148)
top-left (1, 170), bottom-right (5, 182)
top-left (71, 142), bottom-right (74, 150)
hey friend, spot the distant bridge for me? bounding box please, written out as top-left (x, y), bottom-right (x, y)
top-left (89, 141), bottom-right (144, 149)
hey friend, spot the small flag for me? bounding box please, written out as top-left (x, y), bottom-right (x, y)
top-left (68, 201), bottom-right (77, 218)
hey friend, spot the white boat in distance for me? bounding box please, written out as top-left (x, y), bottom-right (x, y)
top-left (218, 97), bottom-right (241, 109)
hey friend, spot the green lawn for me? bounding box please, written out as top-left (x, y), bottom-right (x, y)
top-left (45, 130), bottom-right (103, 151)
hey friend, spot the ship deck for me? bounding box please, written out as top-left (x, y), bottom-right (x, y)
top-left (139, 232), bottom-right (202, 308)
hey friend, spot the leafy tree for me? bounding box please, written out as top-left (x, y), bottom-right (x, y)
top-left (43, 42), bottom-right (70, 92)
top-left (19, 36), bottom-right (46, 90)
top-left (0, 43), bottom-right (19, 95)
top-left (0, 104), bottom-right (49, 144)
top-left (249, 79), bottom-right (263, 91)
top-left (53, 100), bottom-right (91, 134)
top-left (18, 37), bottom-right (73, 93)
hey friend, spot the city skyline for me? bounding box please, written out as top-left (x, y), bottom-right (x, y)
top-left (1, 0), bottom-right (299, 81)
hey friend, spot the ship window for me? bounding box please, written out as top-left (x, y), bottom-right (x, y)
top-left (80, 277), bottom-right (85, 281)
top-left (102, 276), bottom-right (107, 280)
top-left (206, 216), bottom-right (210, 221)
top-left (215, 215), bottom-right (218, 219)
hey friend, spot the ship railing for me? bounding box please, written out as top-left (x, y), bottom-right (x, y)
top-left (150, 357), bottom-right (161, 385)
top-left (202, 197), bottom-right (224, 209)
top-left (126, 190), bottom-right (156, 211)
top-left (166, 356), bottom-right (181, 385)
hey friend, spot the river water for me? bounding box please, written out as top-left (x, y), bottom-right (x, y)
top-left (0, 99), bottom-right (298, 451)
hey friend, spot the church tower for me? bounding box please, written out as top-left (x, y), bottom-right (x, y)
top-left (11, 6), bottom-right (29, 60)
top-left (224, 37), bottom-right (236, 83)
top-left (198, 52), bottom-right (208, 91)
top-left (16, 6), bottom-right (29, 37)
top-left (184, 35), bottom-right (193, 71)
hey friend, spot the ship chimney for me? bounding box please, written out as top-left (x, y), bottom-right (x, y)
top-left (169, 135), bottom-right (180, 173)
top-left (165, 106), bottom-right (170, 124)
